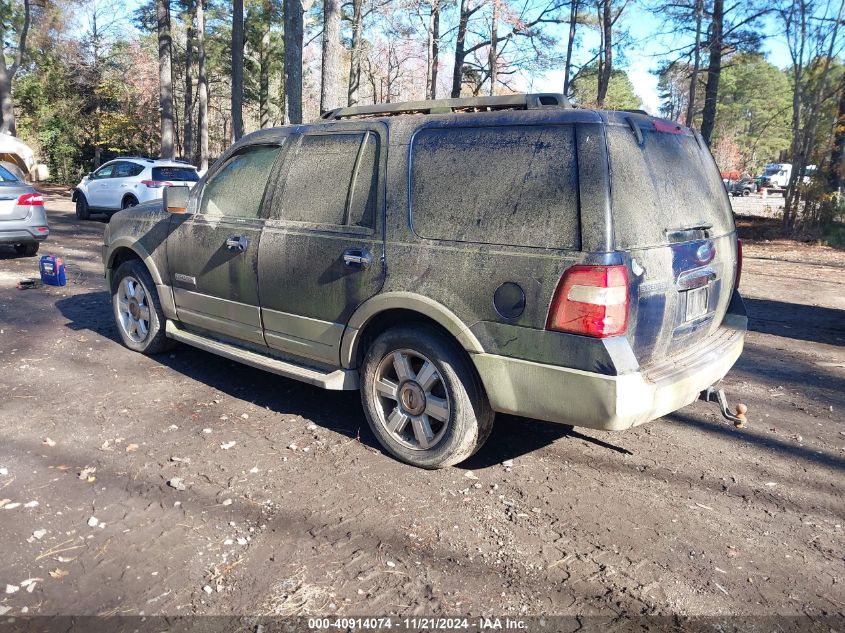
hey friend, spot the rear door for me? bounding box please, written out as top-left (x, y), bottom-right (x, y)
top-left (167, 143), bottom-right (283, 345)
top-left (606, 120), bottom-right (738, 368)
top-left (108, 161), bottom-right (143, 208)
top-left (257, 124), bottom-right (386, 365)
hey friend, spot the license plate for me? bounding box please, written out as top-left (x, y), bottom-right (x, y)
top-left (685, 286), bottom-right (709, 321)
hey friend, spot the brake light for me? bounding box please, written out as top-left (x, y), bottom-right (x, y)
top-left (546, 265), bottom-right (629, 338)
top-left (141, 180), bottom-right (174, 188)
top-left (735, 239), bottom-right (743, 290)
top-left (17, 193), bottom-right (43, 206)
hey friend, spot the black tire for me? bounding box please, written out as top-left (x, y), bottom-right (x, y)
top-left (742, 189), bottom-right (751, 197)
top-left (360, 325), bottom-right (495, 469)
top-left (111, 259), bottom-right (172, 355)
top-left (75, 193), bottom-right (90, 220)
top-left (122, 196), bottom-right (138, 210)
top-left (14, 243), bottom-right (39, 257)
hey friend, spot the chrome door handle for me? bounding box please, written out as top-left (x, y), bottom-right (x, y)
top-left (226, 235), bottom-right (249, 252)
top-left (343, 248), bottom-right (373, 270)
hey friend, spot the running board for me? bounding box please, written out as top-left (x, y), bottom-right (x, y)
top-left (165, 320), bottom-right (359, 390)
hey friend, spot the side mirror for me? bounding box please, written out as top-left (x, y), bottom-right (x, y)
top-left (163, 185), bottom-right (190, 213)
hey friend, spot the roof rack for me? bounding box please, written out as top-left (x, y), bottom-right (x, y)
top-left (321, 93), bottom-right (572, 121)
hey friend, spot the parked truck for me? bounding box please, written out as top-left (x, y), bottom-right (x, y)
top-left (760, 163), bottom-right (816, 196)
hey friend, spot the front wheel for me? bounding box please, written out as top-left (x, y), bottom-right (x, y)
top-left (75, 194), bottom-right (90, 220)
top-left (360, 326), bottom-right (494, 469)
top-left (111, 260), bottom-right (171, 354)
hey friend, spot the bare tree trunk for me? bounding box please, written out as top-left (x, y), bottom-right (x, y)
top-left (700, 0), bottom-right (723, 145)
top-left (828, 71), bottom-right (845, 192)
top-left (284, 0), bottom-right (304, 123)
top-left (451, 0), bottom-right (471, 98)
top-left (489, 0), bottom-right (499, 96)
top-left (425, 0), bottom-right (440, 100)
top-left (197, 0), bottom-right (209, 170)
top-left (0, 0), bottom-right (30, 136)
top-left (184, 7), bottom-right (194, 161)
top-left (231, 0), bottom-right (245, 140)
top-left (320, 0), bottom-right (342, 113)
top-left (348, 0), bottom-right (364, 105)
top-left (157, 0), bottom-right (175, 159)
top-left (685, 0), bottom-right (703, 126)
top-left (563, 0), bottom-right (578, 95)
top-left (259, 0), bottom-right (271, 128)
top-left (596, 0), bottom-right (612, 106)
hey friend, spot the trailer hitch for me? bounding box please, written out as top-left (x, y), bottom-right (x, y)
top-left (700, 386), bottom-right (748, 428)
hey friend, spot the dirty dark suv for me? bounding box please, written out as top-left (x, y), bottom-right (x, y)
top-left (102, 93), bottom-right (747, 469)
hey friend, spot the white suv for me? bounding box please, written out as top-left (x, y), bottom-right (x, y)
top-left (72, 158), bottom-right (199, 220)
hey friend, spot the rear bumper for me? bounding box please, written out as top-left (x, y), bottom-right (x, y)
top-left (0, 226), bottom-right (49, 244)
top-left (472, 321), bottom-right (745, 431)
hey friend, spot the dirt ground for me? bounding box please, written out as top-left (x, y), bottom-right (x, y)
top-left (0, 190), bottom-right (843, 624)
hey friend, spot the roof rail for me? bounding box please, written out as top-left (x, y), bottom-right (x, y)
top-left (321, 93), bottom-right (572, 121)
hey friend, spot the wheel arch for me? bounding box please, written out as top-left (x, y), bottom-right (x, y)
top-left (106, 240), bottom-right (164, 288)
top-left (71, 189), bottom-right (82, 202)
top-left (340, 293), bottom-right (484, 370)
top-left (106, 240), bottom-right (177, 320)
top-left (121, 193), bottom-right (139, 207)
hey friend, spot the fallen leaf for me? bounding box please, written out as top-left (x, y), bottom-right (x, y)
top-left (125, 443), bottom-right (139, 453)
top-left (220, 441), bottom-right (236, 450)
top-left (49, 569), bottom-right (69, 580)
top-left (43, 438), bottom-right (56, 447)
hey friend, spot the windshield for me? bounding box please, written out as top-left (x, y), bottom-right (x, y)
top-left (152, 166), bottom-right (199, 182)
top-left (607, 126), bottom-right (734, 249)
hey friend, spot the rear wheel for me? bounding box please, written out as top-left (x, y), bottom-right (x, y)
top-left (360, 326), bottom-right (494, 469)
top-left (122, 196), bottom-right (138, 210)
top-left (742, 189), bottom-right (751, 197)
top-left (75, 194), bottom-right (90, 220)
top-left (111, 260), bottom-right (171, 354)
top-left (14, 243), bottom-right (39, 257)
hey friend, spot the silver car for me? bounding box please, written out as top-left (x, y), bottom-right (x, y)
top-left (0, 164), bottom-right (48, 257)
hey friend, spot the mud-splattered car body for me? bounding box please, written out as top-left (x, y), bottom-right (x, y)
top-left (104, 94), bottom-right (746, 449)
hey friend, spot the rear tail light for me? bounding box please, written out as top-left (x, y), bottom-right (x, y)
top-left (141, 180), bottom-right (174, 188)
top-left (546, 265), bottom-right (629, 338)
top-left (17, 193), bottom-right (44, 206)
top-left (735, 239), bottom-right (743, 290)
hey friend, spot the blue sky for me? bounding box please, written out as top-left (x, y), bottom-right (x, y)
top-left (529, 7), bottom-right (792, 113)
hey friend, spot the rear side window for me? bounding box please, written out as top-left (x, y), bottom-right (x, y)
top-left (0, 165), bottom-right (18, 182)
top-left (200, 145), bottom-right (281, 219)
top-left (115, 162), bottom-right (144, 178)
top-left (410, 125), bottom-right (580, 249)
top-left (607, 126), bottom-right (734, 248)
top-left (153, 166), bottom-right (199, 182)
top-left (274, 132), bottom-right (379, 228)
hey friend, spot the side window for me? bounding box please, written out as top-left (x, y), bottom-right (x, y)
top-left (114, 162), bottom-right (136, 178)
top-left (93, 164), bottom-right (115, 179)
top-left (129, 163), bottom-right (146, 177)
top-left (410, 125), bottom-right (580, 249)
top-left (200, 145), bottom-right (281, 219)
top-left (274, 132), bottom-right (378, 228)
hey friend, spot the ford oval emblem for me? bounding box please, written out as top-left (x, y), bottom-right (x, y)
top-left (696, 242), bottom-right (714, 263)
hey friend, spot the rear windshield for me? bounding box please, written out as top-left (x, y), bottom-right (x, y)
top-left (153, 166), bottom-right (199, 182)
top-left (607, 126), bottom-right (734, 248)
